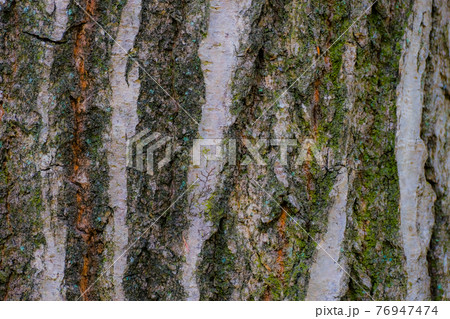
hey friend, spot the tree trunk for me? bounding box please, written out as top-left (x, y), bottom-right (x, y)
top-left (0, 0), bottom-right (448, 300)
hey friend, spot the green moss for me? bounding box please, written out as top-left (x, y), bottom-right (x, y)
top-left (342, 1), bottom-right (409, 300)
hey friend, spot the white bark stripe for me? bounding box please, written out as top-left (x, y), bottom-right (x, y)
top-left (35, 46), bottom-right (68, 301)
top-left (181, 0), bottom-right (251, 300)
top-left (33, 0), bottom-right (71, 301)
top-left (306, 168), bottom-right (349, 300)
top-left (107, 0), bottom-right (142, 301)
top-left (395, 0), bottom-right (436, 300)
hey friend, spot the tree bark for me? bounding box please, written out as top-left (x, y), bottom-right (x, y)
top-left (0, 0), bottom-right (448, 300)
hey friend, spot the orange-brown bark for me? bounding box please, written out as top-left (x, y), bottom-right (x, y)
top-left (71, 0), bottom-right (97, 301)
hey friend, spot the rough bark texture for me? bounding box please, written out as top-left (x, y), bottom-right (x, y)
top-left (0, 0), bottom-right (448, 300)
